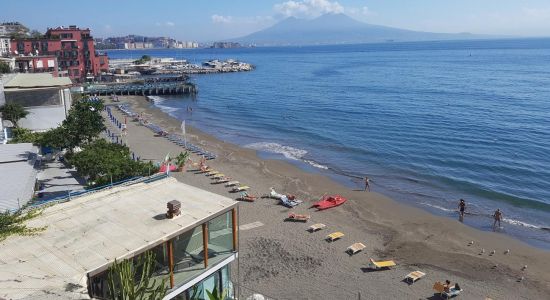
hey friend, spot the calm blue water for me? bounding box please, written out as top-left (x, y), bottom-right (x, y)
top-left (107, 39), bottom-right (550, 249)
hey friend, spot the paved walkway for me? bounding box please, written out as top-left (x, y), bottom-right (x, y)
top-left (37, 160), bottom-right (85, 199)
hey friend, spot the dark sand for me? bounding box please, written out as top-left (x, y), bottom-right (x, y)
top-left (106, 96), bottom-right (550, 300)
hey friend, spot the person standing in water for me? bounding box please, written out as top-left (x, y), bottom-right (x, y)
top-left (458, 199), bottom-right (466, 221)
top-left (492, 208), bottom-right (503, 231)
top-left (364, 176), bottom-right (370, 192)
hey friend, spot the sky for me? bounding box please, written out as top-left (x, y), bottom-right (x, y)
top-left (2, 0), bottom-right (550, 41)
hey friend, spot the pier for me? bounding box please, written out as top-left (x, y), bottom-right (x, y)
top-left (84, 82), bottom-right (197, 96)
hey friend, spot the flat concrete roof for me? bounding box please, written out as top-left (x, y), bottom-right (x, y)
top-left (0, 177), bottom-right (238, 300)
top-left (0, 143), bottom-right (38, 211)
top-left (3, 73), bottom-right (72, 89)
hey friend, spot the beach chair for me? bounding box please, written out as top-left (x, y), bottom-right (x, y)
top-left (308, 223), bottom-right (326, 232)
top-left (326, 232), bottom-right (345, 242)
top-left (225, 181), bottom-right (240, 187)
top-left (433, 282), bottom-right (462, 299)
top-left (232, 185), bottom-right (250, 192)
top-left (405, 271), bottom-right (426, 284)
top-left (205, 171), bottom-right (220, 176)
top-left (211, 173), bottom-right (226, 179)
top-left (346, 242), bottom-right (366, 255)
top-left (368, 258), bottom-right (396, 270)
top-left (238, 192), bottom-right (257, 202)
top-left (215, 177), bottom-right (231, 184)
top-left (286, 213), bottom-right (310, 222)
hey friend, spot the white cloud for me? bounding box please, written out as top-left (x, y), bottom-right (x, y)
top-left (274, 0), bottom-right (344, 18)
top-left (361, 6), bottom-right (372, 16)
top-left (155, 21), bottom-right (175, 27)
top-left (211, 14), bottom-right (233, 24)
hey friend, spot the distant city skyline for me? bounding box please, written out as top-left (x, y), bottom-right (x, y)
top-left (2, 0), bottom-right (550, 41)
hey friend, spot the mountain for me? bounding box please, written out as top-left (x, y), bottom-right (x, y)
top-left (235, 13), bottom-right (488, 46)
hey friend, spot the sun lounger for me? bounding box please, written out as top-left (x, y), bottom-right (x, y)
top-left (326, 232), bottom-right (345, 242)
top-left (238, 192), bottom-right (257, 202)
top-left (286, 213), bottom-right (310, 222)
top-left (215, 177), bottom-right (231, 184)
top-left (232, 185), bottom-right (250, 192)
top-left (225, 181), bottom-right (240, 187)
top-left (368, 258), bottom-right (396, 270)
top-left (211, 173), bottom-right (226, 179)
top-left (433, 282), bottom-right (462, 299)
top-left (405, 271), bottom-right (426, 284)
top-left (205, 171), bottom-right (220, 176)
top-left (347, 242), bottom-right (366, 255)
top-left (308, 223), bottom-right (326, 232)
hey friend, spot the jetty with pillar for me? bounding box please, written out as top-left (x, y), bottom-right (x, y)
top-left (84, 81), bottom-right (197, 96)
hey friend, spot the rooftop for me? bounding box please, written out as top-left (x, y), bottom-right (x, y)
top-left (0, 177), bottom-right (238, 299)
top-left (2, 73), bottom-right (72, 89)
top-left (0, 143), bottom-right (38, 211)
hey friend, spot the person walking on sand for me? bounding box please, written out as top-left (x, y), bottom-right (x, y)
top-left (458, 199), bottom-right (466, 221)
top-left (364, 176), bottom-right (370, 192)
top-left (492, 208), bottom-right (503, 231)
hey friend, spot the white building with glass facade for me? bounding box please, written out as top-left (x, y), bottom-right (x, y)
top-left (0, 177), bottom-right (239, 300)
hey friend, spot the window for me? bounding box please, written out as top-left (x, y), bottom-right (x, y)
top-left (88, 243), bottom-right (170, 299)
top-left (208, 211), bottom-right (234, 259)
top-left (172, 226), bottom-right (205, 285)
top-left (174, 266), bottom-right (233, 300)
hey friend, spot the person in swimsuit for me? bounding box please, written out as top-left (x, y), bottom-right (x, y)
top-left (492, 208), bottom-right (503, 231)
top-left (458, 199), bottom-right (466, 221)
top-left (364, 176), bottom-right (370, 192)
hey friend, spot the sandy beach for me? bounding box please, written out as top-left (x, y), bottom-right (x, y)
top-left (106, 95), bottom-right (550, 300)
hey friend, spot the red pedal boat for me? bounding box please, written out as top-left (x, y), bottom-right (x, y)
top-left (311, 195), bottom-right (347, 210)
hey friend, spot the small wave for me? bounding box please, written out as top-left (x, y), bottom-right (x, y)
top-left (420, 203), bottom-right (546, 230)
top-left (245, 142), bottom-right (307, 160)
top-left (420, 202), bottom-right (457, 213)
top-left (502, 218), bottom-right (542, 230)
top-left (304, 159), bottom-right (329, 170)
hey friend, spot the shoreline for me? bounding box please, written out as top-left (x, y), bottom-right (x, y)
top-left (148, 94), bottom-right (550, 250)
top-left (109, 95), bottom-right (550, 299)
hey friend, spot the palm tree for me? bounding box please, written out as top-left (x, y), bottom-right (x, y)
top-left (175, 151), bottom-right (190, 171)
top-left (0, 103), bottom-right (29, 127)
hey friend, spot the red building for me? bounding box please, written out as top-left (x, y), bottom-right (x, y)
top-left (11, 25), bottom-right (109, 82)
top-left (14, 55), bottom-right (59, 76)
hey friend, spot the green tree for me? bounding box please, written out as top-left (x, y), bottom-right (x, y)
top-left (9, 127), bottom-right (44, 144)
top-left (107, 251), bottom-right (167, 300)
top-left (39, 126), bottom-right (70, 149)
top-left (70, 139), bottom-right (158, 186)
top-left (0, 209), bottom-right (46, 242)
top-left (0, 103), bottom-right (29, 127)
top-left (0, 61), bottom-right (10, 74)
top-left (175, 151), bottom-right (190, 171)
top-left (62, 98), bottom-right (106, 151)
top-left (29, 30), bottom-right (43, 38)
top-left (134, 55), bottom-right (152, 64)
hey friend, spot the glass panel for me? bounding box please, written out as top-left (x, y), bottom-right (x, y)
top-left (89, 270), bottom-right (109, 299)
top-left (148, 243), bottom-right (171, 289)
top-left (207, 211), bottom-right (234, 266)
top-left (172, 226), bottom-right (206, 286)
top-left (220, 266), bottom-right (234, 299)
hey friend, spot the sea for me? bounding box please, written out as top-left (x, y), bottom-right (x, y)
top-left (107, 38), bottom-right (550, 249)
